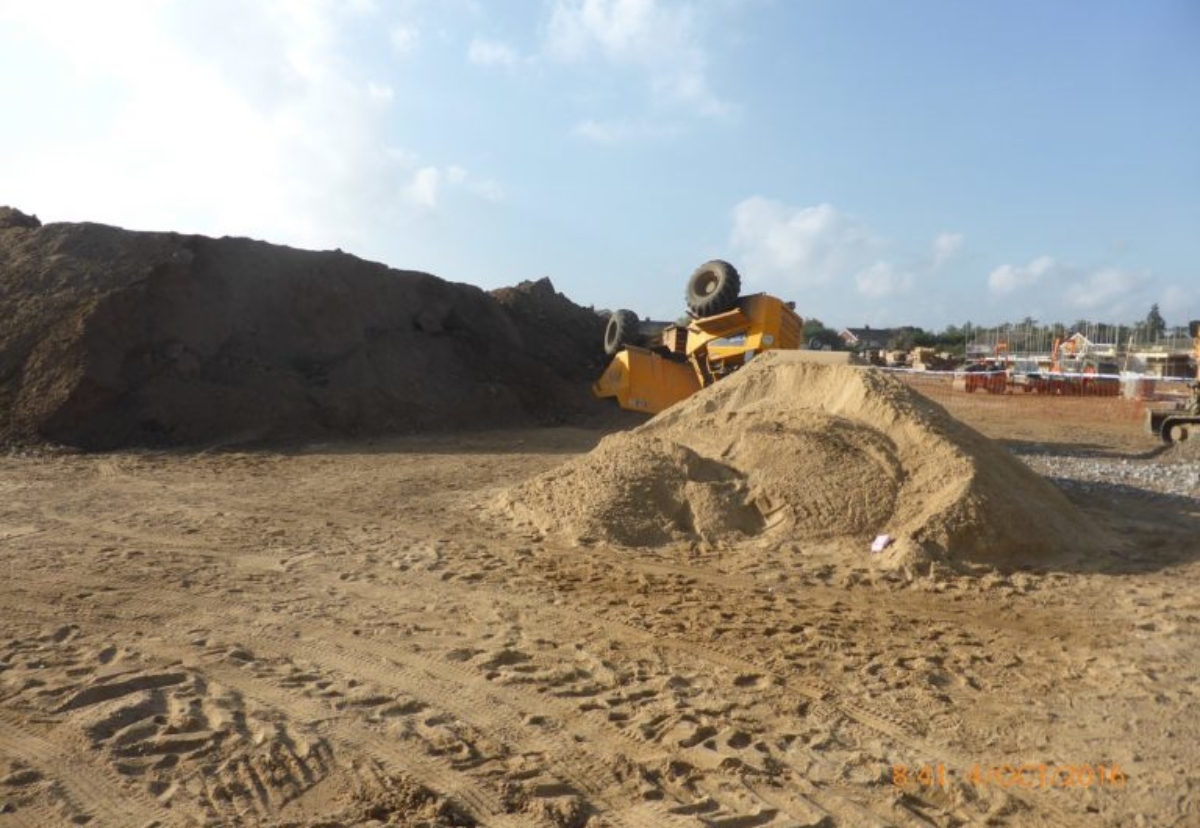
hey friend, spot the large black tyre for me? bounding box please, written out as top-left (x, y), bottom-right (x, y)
top-left (604, 309), bottom-right (640, 356)
top-left (1160, 416), bottom-right (1195, 446)
top-left (685, 260), bottom-right (741, 317)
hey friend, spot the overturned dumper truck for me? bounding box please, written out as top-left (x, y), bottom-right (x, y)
top-left (593, 261), bottom-right (804, 414)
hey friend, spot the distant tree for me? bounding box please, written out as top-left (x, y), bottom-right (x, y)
top-left (937, 324), bottom-right (966, 347)
top-left (802, 318), bottom-right (844, 350)
top-left (911, 330), bottom-right (937, 347)
top-left (1144, 304), bottom-right (1167, 341)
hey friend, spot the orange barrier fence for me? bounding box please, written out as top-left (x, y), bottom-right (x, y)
top-left (882, 368), bottom-right (1194, 424)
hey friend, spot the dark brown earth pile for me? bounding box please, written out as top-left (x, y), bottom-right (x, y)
top-left (490, 278), bottom-right (607, 385)
top-left (0, 208), bottom-right (604, 449)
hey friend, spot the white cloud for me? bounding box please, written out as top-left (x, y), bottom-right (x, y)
top-left (468, 178), bottom-right (505, 202)
top-left (930, 231), bottom-right (964, 269)
top-left (573, 118), bottom-right (680, 143)
top-left (1065, 267), bottom-right (1148, 313)
top-left (402, 164), bottom-right (502, 209)
top-left (468, 36), bottom-right (520, 67)
top-left (367, 82), bottom-right (394, 101)
top-left (729, 197), bottom-right (882, 286)
top-left (389, 25), bottom-right (419, 55)
top-left (404, 167), bottom-right (441, 208)
top-left (0, 2), bottom-right (501, 255)
top-left (1162, 284), bottom-right (1200, 324)
top-left (545, 0), bottom-right (729, 116)
top-left (547, 0), bottom-right (688, 61)
top-left (987, 255), bottom-right (1058, 295)
top-left (855, 261), bottom-right (913, 298)
top-left (728, 195), bottom-right (932, 311)
top-left (726, 197), bottom-right (1173, 327)
top-left (988, 256), bottom-right (1154, 320)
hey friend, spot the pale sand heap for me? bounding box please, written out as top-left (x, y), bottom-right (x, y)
top-left (498, 351), bottom-right (1103, 568)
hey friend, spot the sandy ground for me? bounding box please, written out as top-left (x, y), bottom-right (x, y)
top-left (1, 396), bottom-right (1198, 827)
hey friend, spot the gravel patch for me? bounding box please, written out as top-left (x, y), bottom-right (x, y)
top-left (1014, 447), bottom-right (1200, 500)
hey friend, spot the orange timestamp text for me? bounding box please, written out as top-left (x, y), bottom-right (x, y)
top-left (892, 762), bottom-right (1126, 791)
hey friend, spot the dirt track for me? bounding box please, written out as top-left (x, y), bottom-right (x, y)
top-left (1, 400), bottom-right (1198, 827)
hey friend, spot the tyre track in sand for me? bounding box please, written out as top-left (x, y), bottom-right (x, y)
top-left (179, 555), bottom-right (979, 828)
top-left (43, 589), bottom-right (735, 828)
top-left (6, 522), bottom-right (1069, 828)
top-left (348, 543), bottom-right (1096, 828)
top-left (8, 563), bottom-right (850, 828)
top-left (12, 483), bottom-right (846, 824)
top-left (0, 599), bottom-right (525, 827)
top-left (7, 451), bottom-right (1101, 827)
top-left (0, 710), bottom-right (177, 828)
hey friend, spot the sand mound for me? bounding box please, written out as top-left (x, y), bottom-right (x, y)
top-left (500, 351), bottom-right (1103, 567)
top-left (0, 210), bottom-right (603, 448)
top-left (503, 435), bottom-right (764, 546)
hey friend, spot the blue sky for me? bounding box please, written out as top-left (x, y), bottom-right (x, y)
top-left (1, 0), bottom-right (1197, 331)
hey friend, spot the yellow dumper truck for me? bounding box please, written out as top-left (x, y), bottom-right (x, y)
top-left (593, 261), bottom-right (804, 414)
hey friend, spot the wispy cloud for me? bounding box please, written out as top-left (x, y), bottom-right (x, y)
top-left (467, 35), bottom-right (521, 67)
top-left (930, 231), bottom-right (964, 269)
top-left (0, 2), bottom-right (500, 254)
top-left (545, 0), bottom-right (731, 117)
top-left (403, 164), bottom-right (504, 209)
top-left (390, 25), bottom-right (419, 55)
top-left (987, 256), bottom-right (1058, 295)
top-left (989, 256), bottom-right (1153, 320)
top-left (573, 118), bottom-right (681, 144)
top-left (404, 167), bottom-right (442, 208)
top-left (1065, 266), bottom-right (1149, 314)
top-left (855, 261), bottom-right (913, 298)
top-left (729, 197), bottom-right (897, 293)
top-left (1161, 284), bottom-right (1200, 325)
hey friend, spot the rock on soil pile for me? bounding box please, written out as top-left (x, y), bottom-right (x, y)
top-left (499, 351), bottom-right (1105, 568)
top-left (0, 208), bottom-right (604, 449)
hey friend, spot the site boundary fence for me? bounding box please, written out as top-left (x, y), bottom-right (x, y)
top-left (879, 367), bottom-right (1196, 426)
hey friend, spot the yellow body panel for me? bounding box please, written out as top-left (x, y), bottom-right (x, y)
top-left (686, 293), bottom-right (803, 386)
top-left (688, 293), bottom-right (802, 361)
top-left (592, 346), bottom-right (702, 414)
top-left (594, 293), bottom-right (803, 415)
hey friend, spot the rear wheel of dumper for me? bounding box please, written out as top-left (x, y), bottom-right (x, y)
top-left (1161, 417), bottom-right (1193, 445)
top-left (604, 309), bottom-right (640, 356)
top-left (686, 260), bottom-right (741, 317)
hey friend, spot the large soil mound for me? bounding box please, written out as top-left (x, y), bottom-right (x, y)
top-left (499, 351), bottom-right (1104, 567)
top-left (0, 208), bottom-right (605, 448)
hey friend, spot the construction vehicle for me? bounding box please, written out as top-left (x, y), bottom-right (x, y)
top-left (1010, 357), bottom-right (1043, 393)
top-left (1146, 319), bottom-right (1200, 445)
top-left (960, 342), bottom-right (1009, 394)
top-left (962, 360), bottom-right (1008, 394)
top-left (1028, 336), bottom-right (1121, 396)
top-left (593, 260), bottom-right (803, 413)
